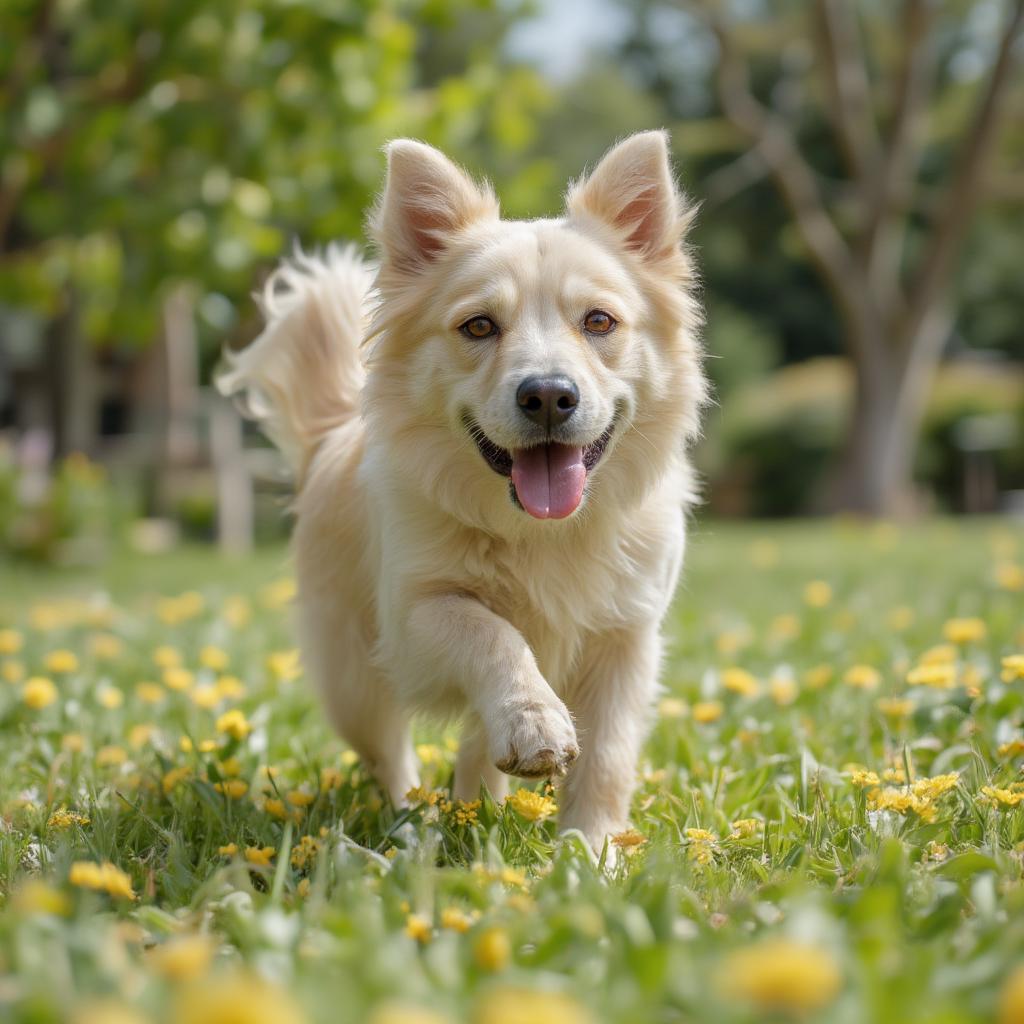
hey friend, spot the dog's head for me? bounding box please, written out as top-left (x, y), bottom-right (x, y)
top-left (364, 132), bottom-right (705, 531)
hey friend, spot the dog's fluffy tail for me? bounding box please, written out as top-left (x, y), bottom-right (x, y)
top-left (216, 244), bottom-right (375, 475)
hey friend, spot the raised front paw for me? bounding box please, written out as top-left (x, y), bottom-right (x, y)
top-left (490, 696), bottom-right (579, 779)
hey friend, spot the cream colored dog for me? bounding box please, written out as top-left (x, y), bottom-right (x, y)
top-left (219, 131), bottom-right (705, 853)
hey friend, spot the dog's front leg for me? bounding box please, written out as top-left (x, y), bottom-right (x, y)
top-left (559, 626), bottom-right (661, 854)
top-left (397, 593), bottom-right (579, 781)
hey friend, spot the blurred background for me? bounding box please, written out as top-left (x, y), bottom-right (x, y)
top-left (1, 0), bottom-right (1022, 565)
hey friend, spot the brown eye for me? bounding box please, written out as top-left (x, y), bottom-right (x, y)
top-left (583, 310), bottom-right (616, 335)
top-left (461, 316), bottom-right (498, 340)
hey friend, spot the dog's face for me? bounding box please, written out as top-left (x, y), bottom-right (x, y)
top-left (366, 132), bottom-right (704, 530)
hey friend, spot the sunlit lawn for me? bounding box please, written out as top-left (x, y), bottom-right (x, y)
top-left (3, 519), bottom-right (1024, 1023)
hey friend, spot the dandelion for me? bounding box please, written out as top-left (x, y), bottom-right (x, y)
top-left (849, 768), bottom-right (880, 788)
top-left (261, 578), bottom-right (297, 609)
top-left (1002, 655), bottom-right (1024, 683)
top-left (320, 767), bottom-right (343, 789)
top-left (999, 740), bottom-right (1024, 759)
top-left (717, 939), bottom-right (842, 1013)
top-left (658, 697), bottom-right (688, 718)
top-left (769, 673), bottom-right (798, 706)
top-left (218, 843), bottom-right (238, 857)
top-left (472, 988), bottom-right (592, 1024)
top-left (12, 880), bottom-right (71, 917)
top-left (216, 675), bottom-right (246, 699)
top-left (440, 906), bottom-right (477, 932)
top-left (473, 926), bottom-right (511, 972)
top-left (172, 974), bottom-right (307, 1024)
top-left (721, 667), bottom-right (760, 697)
top-left (218, 757), bottom-right (242, 776)
top-left (287, 788), bottom-right (315, 808)
top-left (911, 773), bottom-right (959, 800)
top-left (611, 828), bottom-right (648, 854)
top-left (996, 563), bottom-right (1024, 592)
top-left (216, 709), bottom-right (251, 740)
top-left (163, 667), bottom-right (194, 692)
top-left (199, 645), bottom-right (229, 671)
top-left (244, 846), bottom-right (276, 867)
top-left (214, 779), bottom-right (249, 799)
top-left (22, 676), bottom-right (57, 709)
top-left (685, 828), bottom-right (717, 864)
top-left (728, 818), bottom-right (763, 840)
top-left (692, 700), bottom-right (724, 724)
top-left (136, 681), bottom-right (166, 703)
top-left (44, 650), bottom-right (78, 674)
top-left (191, 685), bottom-right (220, 709)
top-left (920, 643), bottom-right (957, 665)
top-left (149, 934), bottom-right (215, 981)
top-left (223, 595), bottom-right (252, 627)
top-left (906, 663), bottom-right (957, 689)
top-left (48, 806), bottom-right (90, 830)
top-left (843, 665), bottom-right (880, 690)
top-left (162, 766), bottom-right (191, 794)
top-left (866, 787), bottom-right (935, 821)
top-left (803, 580), bottom-right (833, 608)
top-left (290, 834), bottom-right (322, 871)
top-left (89, 633), bottom-right (123, 659)
top-left (982, 786), bottom-right (1024, 808)
top-left (876, 696), bottom-right (914, 720)
top-left (405, 913), bottom-right (432, 943)
top-left (507, 788), bottom-right (557, 822)
top-left (152, 645), bottom-right (181, 669)
top-left (97, 745), bottom-right (127, 767)
top-left (267, 649), bottom-right (301, 682)
top-left (97, 685), bottom-right (124, 709)
top-left (69, 861), bottom-right (135, 900)
top-left (943, 617), bottom-right (986, 644)
top-left (0, 628), bottom-right (24, 654)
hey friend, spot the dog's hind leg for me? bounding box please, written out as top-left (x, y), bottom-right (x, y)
top-left (300, 607), bottom-right (419, 808)
top-left (452, 715), bottom-right (509, 804)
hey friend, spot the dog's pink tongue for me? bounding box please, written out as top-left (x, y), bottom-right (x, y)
top-left (511, 444), bottom-right (586, 519)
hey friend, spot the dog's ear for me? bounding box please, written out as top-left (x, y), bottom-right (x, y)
top-left (567, 131), bottom-right (694, 263)
top-left (371, 140), bottom-right (498, 277)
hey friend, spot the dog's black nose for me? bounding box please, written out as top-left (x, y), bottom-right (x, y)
top-left (516, 375), bottom-right (580, 429)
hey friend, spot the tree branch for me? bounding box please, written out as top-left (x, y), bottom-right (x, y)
top-left (901, 0), bottom-right (1024, 345)
top-left (813, 0), bottom-right (882, 184)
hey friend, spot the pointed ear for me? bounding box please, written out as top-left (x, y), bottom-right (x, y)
top-left (566, 131), bottom-right (693, 261)
top-left (370, 139), bottom-right (499, 276)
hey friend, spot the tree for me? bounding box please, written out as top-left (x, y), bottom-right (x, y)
top-left (687, 0), bottom-right (1024, 515)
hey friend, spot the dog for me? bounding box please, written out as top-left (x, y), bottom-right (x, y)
top-left (218, 131), bottom-right (705, 854)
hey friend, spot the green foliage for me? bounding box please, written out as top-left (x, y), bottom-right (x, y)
top-left (0, 0), bottom-right (553, 355)
top-left (2, 522), bottom-right (1024, 1020)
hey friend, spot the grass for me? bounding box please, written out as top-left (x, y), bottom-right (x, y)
top-left (2, 518), bottom-right (1024, 1023)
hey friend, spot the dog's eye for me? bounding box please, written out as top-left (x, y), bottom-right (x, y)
top-left (460, 316), bottom-right (499, 340)
top-left (583, 310), bottom-right (616, 335)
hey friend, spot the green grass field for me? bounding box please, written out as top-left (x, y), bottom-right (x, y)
top-left (3, 518), bottom-right (1024, 1024)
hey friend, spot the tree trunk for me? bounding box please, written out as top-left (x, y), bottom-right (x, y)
top-left (830, 311), bottom-right (950, 517)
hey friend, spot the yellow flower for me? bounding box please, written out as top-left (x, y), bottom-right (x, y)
top-left (173, 974), bottom-right (307, 1024)
top-left (1002, 655), bottom-right (1024, 683)
top-left (12, 879), bottom-right (71, 917)
top-left (692, 700), bottom-right (724, 724)
top-left (998, 965), bottom-right (1024, 1024)
top-left (849, 768), bottom-right (880, 788)
top-left (906, 662), bottom-right (957, 689)
top-left (728, 818), bottom-right (763, 840)
top-left (199, 645), bottom-right (229, 671)
top-left (769, 673), bottom-right (798, 706)
top-left (440, 906), bottom-right (477, 932)
top-left (218, 757), bottom-right (242, 776)
top-left (2, 659), bottom-right (25, 683)
top-left (876, 696), bottom-right (914, 720)
top-left (162, 766), bottom-right (191, 794)
top-left (97, 745), bottom-right (127, 767)
top-left (287, 788), bottom-right (315, 808)
top-left (685, 828), bottom-right (717, 864)
top-left (452, 799), bottom-right (481, 826)
top-left (911, 773), bottom-right (959, 800)
top-left (611, 828), bottom-right (648, 854)
top-left (216, 675), bottom-right (246, 699)
top-left (223, 595), bottom-right (252, 628)
top-left (89, 633), bottom-right (123, 659)
top-left (0, 628), bottom-right (24, 655)
top-left (996, 564), bottom-right (1024, 593)
top-left (290, 834), bottom-right (323, 871)
top-left (44, 649), bottom-right (78, 674)
top-left (214, 779), bottom-right (249, 799)
top-left (22, 676), bottom-right (57, 709)
top-left (507, 788), bottom-right (557, 822)
top-left (405, 913), bottom-right (432, 943)
top-left (71, 1001), bottom-right (150, 1024)
top-left (924, 841), bottom-right (950, 862)
top-left (866, 787), bottom-right (936, 821)
top-left (717, 939), bottom-right (842, 1013)
top-left (657, 697), bottom-right (688, 719)
top-left (216, 709), bottom-right (251, 740)
top-left (472, 987), bottom-right (591, 1024)
top-left (48, 806), bottom-right (90, 830)
top-left (218, 843), bottom-right (238, 857)
top-left (943, 617), bottom-right (986, 645)
top-left (715, 628), bottom-right (751, 656)
top-left (721, 667), bottom-right (760, 697)
top-left (62, 733), bottom-right (86, 753)
top-left (474, 926), bottom-right (512, 972)
top-left (999, 740), bottom-right (1024, 759)
top-left (768, 614), bottom-right (801, 642)
top-left (416, 743), bottom-right (444, 765)
top-left (163, 667), bottom-right (195, 692)
top-left (803, 580), bottom-right (833, 608)
top-left (191, 684), bottom-right (221, 710)
top-left (920, 643), bottom-right (957, 665)
top-left (843, 665), bottom-right (880, 690)
top-left (802, 664), bottom-right (833, 690)
top-left (149, 934), bottom-right (215, 981)
top-left (982, 785), bottom-right (1024, 808)
top-left (128, 724), bottom-right (156, 749)
top-left (136, 681), bottom-right (166, 704)
top-left (97, 685), bottom-right (124, 709)
top-left (244, 846), bottom-right (276, 867)
top-left (267, 649), bottom-right (301, 682)
top-left (153, 645), bottom-right (181, 669)
top-left (320, 767), bottom-right (343, 789)
top-left (69, 861), bottom-right (135, 900)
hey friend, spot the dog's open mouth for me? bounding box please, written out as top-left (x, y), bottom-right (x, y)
top-left (465, 417), bottom-right (615, 520)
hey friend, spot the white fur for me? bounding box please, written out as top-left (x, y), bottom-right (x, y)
top-left (218, 132), bottom-right (706, 852)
